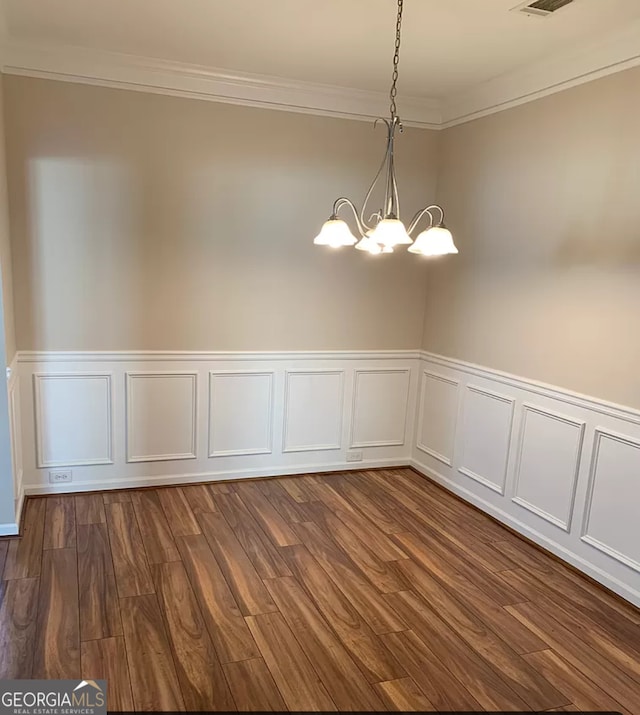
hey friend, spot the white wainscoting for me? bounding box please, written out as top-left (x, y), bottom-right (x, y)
top-left (350, 369), bottom-right (410, 448)
top-left (3, 360), bottom-right (24, 535)
top-left (17, 350), bottom-right (418, 497)
top-left (208, 371), bottom-right (274, 457)
top-left (412, 351), bottom-right (640, 608)
top-left (126, 372), bottom-right (198, 463)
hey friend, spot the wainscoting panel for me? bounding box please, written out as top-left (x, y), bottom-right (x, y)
top-left (412, 351), bottom-right (640, 608)
top-left (416, 371), bottom-right (459, 466)
top-left (17, 351), bottom-right (418, 497)
top-left (582, 430), bottom-right (640, 573)
top-left (512, 405), bottom-right (585, 531)
top-left (34, 373), bottom-right (113, 468)
top-left (209, 371), bottom-right (274, 457)
top-left (458, 385), bottom-right (514, 495)
top-left (126, 372), bottom-right (198, 462)
top-left (283, 370), bottom-right (344, 453)
top-left (350, 369), bottom-right (410, 448)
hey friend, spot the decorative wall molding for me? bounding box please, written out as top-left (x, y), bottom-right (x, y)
top-left (511, 404), bottom-right (585, 532)
top-left (458, 384), bottom-right (515, 496)
top-left (416, 370), bottom-right (459, 466)
top-left (350, 368), bottom-right (410, 448)
top-left (0, 41), bottom-right (441, 128)
top-left (17, 349), bottom-right (422, 363)
top-left (33, 372), bottom-right (114, 468)
top-left (3, 22), bottom-right (640, 130)
top-left (440, 18), bottom-right (640, 127)
top-left (125, 372), bottom-right (198, 463)
top-left (208, 370), bottom-right (274, 457)
top-left (282, 369), bottom-right (345, 453)
top-left (420, 351), bottom-right (640, 426)
top-left (15, 350), bottom-right (416, 499)
top-left (581, 429), bottom-right (640, 574)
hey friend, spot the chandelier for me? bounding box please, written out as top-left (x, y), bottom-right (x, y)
top-left (313, 0), bottom-right (458, 257)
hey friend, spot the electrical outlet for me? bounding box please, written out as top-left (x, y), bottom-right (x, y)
top-left (49, 469), bottom-right (72, 484)
top-left (346, 450), bottom-right (363, 463)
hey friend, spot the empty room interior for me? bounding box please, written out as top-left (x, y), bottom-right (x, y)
top-left (1, 0), bottom-right (640, 712)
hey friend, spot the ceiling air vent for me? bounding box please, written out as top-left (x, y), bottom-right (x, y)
top-left (512, 0), bottom-right (574, 18)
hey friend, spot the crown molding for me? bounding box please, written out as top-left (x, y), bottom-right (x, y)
top-left (0, 40), bottom-right (443, 129)
top-left (441, 18), bottom-right (640, 128)
top-left (2, 19), bottom-right (639, 131)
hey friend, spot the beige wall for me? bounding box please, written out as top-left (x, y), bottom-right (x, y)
top-left (0, 77), bottom-right (16, 364)
top-left (4, 75), bottom-right (438, 352)
top-left (424, 66), bottom-right (640, 408)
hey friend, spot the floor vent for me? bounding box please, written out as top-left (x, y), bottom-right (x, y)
top-left (512, 0), bottom-right (574, 18)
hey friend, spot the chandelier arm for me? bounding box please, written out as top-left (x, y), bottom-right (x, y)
top-left (332, 197), bottom-right (367, 238)
top-left (407, 204), bottom-right (445, 235)
top-left (359, 119), bottom-right (392, 231)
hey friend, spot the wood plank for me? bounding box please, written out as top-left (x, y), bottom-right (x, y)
top-left (81, 637), bottom-right (134, 712)
top-left (381, 630), bottom-right (483, 712)
top-left (223, 657), bottom-right (287, 712)
top-left (176, 533), bottom-right (259, 663)
top-left (265, 576), bottom-right (384, 711)
top-left (43, 496), bottom-right (76, 549)
top-left (157, 487), bottom-right (201, 537)
top-left (198, 511), bottom-right (277, 616)
top-left (395, 532), bottom-right (545, 654)
top-left (282, 543), bottom-right (405, 683)
top-left (373, 677), bottom-right (436, 712)
top-left (0, 540), bottom-right (7, 576)
top-left (395, 558), bottom-right (566, 710)
top-left (75, 494), bottom-right (106, 525)
top-left (130, 490), bottom-right (181, 564)
top-left (120, 593), bottom-right (185, 712)
top-left (77, 522), bottom-right (122, 641)
top-left (259, 479), bottom-right (313, 523)
top-left (500, 563), bottom-right (640, 655)
top-left (105, 502), bottom-right (154, 598)
top-left (245, 611), bottom-right (336, 711)
top-left (380, 470), bottom-right (517, 573)
top-left (386, 589), bottom-right (530, 711)
top-left (392, 507), bottom-right (526, 606)
top-left (308, 501), bottom-right (408, 593)
top-left (3, 498), bottom-right (46, 579)
top-left (102, 491), bottom-right (132, 504)
top-left (153, 561), bottom-right (235, 711)
top-left (500, 568), bottom-right (640, 680)
top-left (279, 475), bottom-right (313, 502)
top-left (313, 478), bottom-right (407, 561)
top-left (215, 492), bottom-right (292, 579)
top-left (235, 482), bottom-right (300, 546)
top-left (338, 475), bottom-right (406, 534)
top-left (182, 484), bottom-right (218, 514)
top-left (0, 577), bottom-right (39, 678)
top-left (506, 600), bottom-right (640, 714)
top-left (207, 481), bottom-right (233, 495)
top-left (294, 520), bottom-right (407, 635)
top-left (33, 547), bottom-right (81, 679)
top-left (524, 649), bottom-right (632, 715)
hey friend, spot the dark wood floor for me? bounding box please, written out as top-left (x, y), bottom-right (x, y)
top-left (1, 468), bottom-right (639, 712)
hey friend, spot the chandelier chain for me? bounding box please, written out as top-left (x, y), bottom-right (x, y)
top-left (389, 0), bottom-right (404, 120)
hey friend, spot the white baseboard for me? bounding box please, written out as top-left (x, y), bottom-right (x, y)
top-left (24, 457), bottom-right (405, 495)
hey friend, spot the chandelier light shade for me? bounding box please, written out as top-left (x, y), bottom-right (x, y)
top-left (313, 0), bottom-right (458, 259)
top-left (313, 219), bottom-right (358, 248)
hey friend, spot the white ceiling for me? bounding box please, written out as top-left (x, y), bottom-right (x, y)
top-left (3, 0), bottom-right (640, 99)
